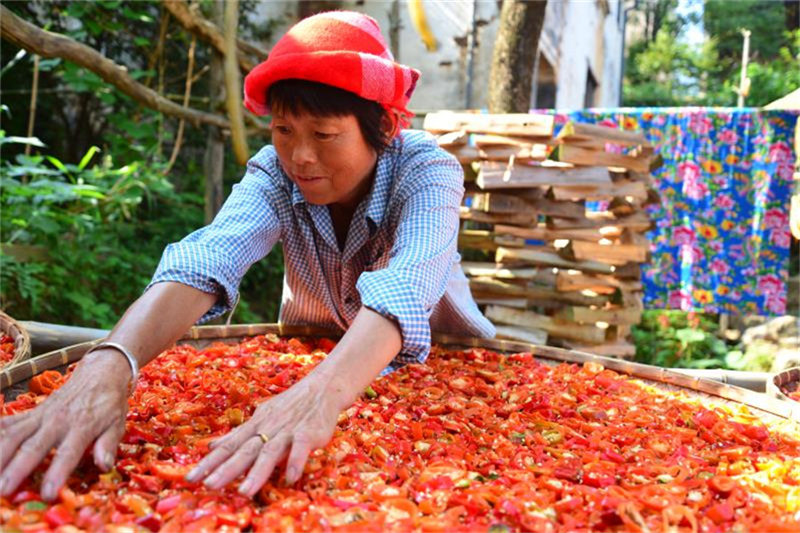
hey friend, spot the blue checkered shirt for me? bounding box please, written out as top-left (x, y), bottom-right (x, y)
top-left (149, 130), bottom-right (495, 372)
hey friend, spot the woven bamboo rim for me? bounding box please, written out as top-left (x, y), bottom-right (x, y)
top-left (1, 323), bottom-right (798, 424)
top-left (769, 366), bottom-right (800, 403)
top-left (0, 309), bottom-right (31, 368)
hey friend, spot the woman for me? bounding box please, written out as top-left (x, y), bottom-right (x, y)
top-left (0, 11), bottom-right (494, 501)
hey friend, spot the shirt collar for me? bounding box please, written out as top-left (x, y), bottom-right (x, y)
top-left (363, 147), bottom-right (395, 233)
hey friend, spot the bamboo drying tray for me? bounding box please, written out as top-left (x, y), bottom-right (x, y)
top-left (0, 309), bottom-right (31, 369)
top-left (2, 324), bottom-right (798, 427)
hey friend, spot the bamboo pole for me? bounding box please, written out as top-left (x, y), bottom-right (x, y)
top-left (223, 0), bottom-right (249, 166)
top-left (23, 54), bottom-right (39, 162)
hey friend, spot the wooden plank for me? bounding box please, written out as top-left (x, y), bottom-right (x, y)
top-left (496, 246), bottom-right (616, 274)
top-left (485, 305), bottom-right (607, 344)
top-left (478, 270), bottom-right (557, 287)
top-left (611, 325), bottom-right (633, 339)
top-left (560, 339), bottom-right (636, 359)
top-left (423, 111), bottom-right (554, 137)
top-left (462, 262), bottom-right (557, 285)
top-left (556, 121), bottom-right (646, 147)
top-left (459, 207), bottom-right (536, 226)
top-left (470, 192), bottom-right (533, 214)
top-left (549, 144), bottom-right (651, 173)
top-left (529, 199), bottom-right (586, 219)
top-left (547, 211), bottom-right (652, 232)
top-left (459, 231), bottom-right (525, 251)
top-left (477, 161), bottom-right (612, 189)
top-left (470, 278), bottom-right (611, 307)
top-left (612, 290), bottom-right (645, 309)
top-left (556, 276), bottom-right (617, 295)
top-left (556, 306), bottom-right (643, 326)
top-left (474, 297), bottom-right (528, 309)
top-left (549, 180), bottom-right (648, 202)
top-left (556, 272), bottom-right (644, 293)
top-left (495, 234), bottom-right (526, 248)
top-left (611, 262), bottom-right (642, 280)
top-left (471, 295), bottom-right (570, 313)
top-left (626, 170), bottom-right (654, 186)
top-left (459, 231), bottom-right (499, 251)
top-left (562, 240), bottom-right (649, 265)
top-left (442, 144), bottom-right (482, 164)
top-left (479, 144), bottom-right (549, 161)
top-left (494, 325), bottom-right (549, 345)
top-left (494, 224), bottom-right (614, 242)
top-left (469, 192), bottom-right (581, 219)
top-left (472, 186), bottom-right (547, 200)
top-left (620, 229), bottom-right (650, 247)
top-left (443, 144), bottom-right (549, 163)
top-left (473, 134), bottom-right (557, 148)
top-left (436, 130), bottom-right (468, 148)
top-left (608, 197), bottom-right (639, 217)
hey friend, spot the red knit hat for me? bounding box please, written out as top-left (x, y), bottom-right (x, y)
top-left (244, 11), bottom-right (420, 133)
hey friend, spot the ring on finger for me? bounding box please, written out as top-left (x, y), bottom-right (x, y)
top-left (257, 433), bottom-right (270, 444)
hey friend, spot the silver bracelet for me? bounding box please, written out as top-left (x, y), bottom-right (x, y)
top-left (85, 341), bottom-right (140, 394)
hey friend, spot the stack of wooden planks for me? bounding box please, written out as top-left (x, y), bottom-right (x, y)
top-left (424, 111), bottom-right (661, 359)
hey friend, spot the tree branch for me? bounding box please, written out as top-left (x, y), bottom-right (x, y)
top-left (162, 0), bottom-right (267, 73)
top-left (0, 5), bottom-right (230, 130)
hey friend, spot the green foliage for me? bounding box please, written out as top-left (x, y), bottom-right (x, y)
top-left (0, 132), bottom-right (203, 327)
top-left (632, 310), bottom-right (774, 371)
top-left (723, 340), bottom-right (775, 373)
top-left (1, 2), bottom-right (288, 328)
top-left (739, 30), bottom-right (800, 107)
top-left (632, 310), bottom-right (730, 369)
top-left (624, 0), bottom-right (799, 107)
top-left (0, 131), bottom-right (285, 327)
top-left (624, 30), bottom-right (721, 106)
top-left (703, 0), bottom-right (787, 67)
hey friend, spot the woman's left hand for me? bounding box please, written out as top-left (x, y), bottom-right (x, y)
top-left (185, 371), bottom-right (345, 497)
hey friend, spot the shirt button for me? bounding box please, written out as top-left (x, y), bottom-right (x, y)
top-left (344, 296), bottom-right (354, 304)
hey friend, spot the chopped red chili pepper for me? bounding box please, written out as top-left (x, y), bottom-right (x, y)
top-left (2, 337), bottom-right (799, 532)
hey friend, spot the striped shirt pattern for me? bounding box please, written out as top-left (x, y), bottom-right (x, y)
top-left (149, 130), bottom-right (495, 372)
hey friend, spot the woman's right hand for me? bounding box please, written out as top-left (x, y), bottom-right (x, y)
top-left (0, 349), bottom-right (132, 501)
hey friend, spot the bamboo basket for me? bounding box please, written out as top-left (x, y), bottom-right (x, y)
top-left (2, 323), bottom-right (798, 426)
top-left (769, 366), bottom-right (800, 404)
top-left (0, 310), bottom-right (31, 369)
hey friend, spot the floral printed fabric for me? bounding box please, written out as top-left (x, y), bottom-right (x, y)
top-left (550, 108), bottom-right (797, 316)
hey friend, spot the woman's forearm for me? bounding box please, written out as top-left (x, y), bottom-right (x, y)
top-left (83, 282), bottom-right (217, 377)
top-left (310, 306), bottom-right (403, 410)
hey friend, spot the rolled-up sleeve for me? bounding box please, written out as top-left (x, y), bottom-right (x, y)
top-left (147, 160), bottom-right (282, 323)
top-left (356, 146), bottom-right (464, 364)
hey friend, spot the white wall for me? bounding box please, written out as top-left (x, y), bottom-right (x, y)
top-left (555, 0), bottom-right (623, 109)
top-left (246, 0), bottom-right (624, 111)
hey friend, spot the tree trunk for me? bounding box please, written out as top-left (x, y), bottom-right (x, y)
top-left (204, 1), bottom-right (225, 224)
top-left (488, 0), bottom-right (547, 113)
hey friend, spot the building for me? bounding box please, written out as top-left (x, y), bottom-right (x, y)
top-left (250, 0), bottom-right (626, 112)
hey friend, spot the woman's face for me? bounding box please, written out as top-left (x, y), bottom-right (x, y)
top-left (271, 111), bottom-right (378, 209)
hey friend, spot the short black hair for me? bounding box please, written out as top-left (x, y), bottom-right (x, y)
top-left (267, 79), bottom-right (392, 154)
